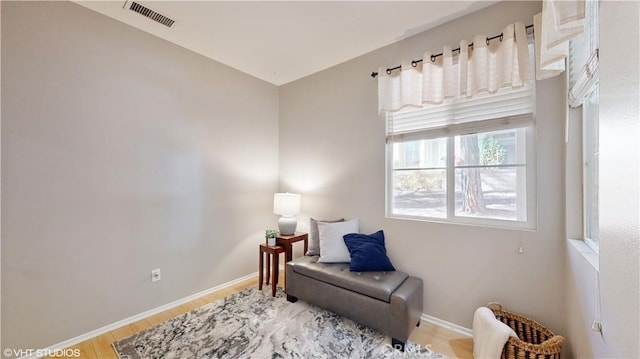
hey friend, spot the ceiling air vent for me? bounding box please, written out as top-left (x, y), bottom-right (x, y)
top-left (127, 1), bottom-right (175, 28)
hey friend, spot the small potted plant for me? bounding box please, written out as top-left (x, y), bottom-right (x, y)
top-left (265, 229), bottom-right (278, 246)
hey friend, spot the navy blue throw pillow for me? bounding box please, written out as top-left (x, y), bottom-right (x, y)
top-left (343, 230), bottom-right (395, 272)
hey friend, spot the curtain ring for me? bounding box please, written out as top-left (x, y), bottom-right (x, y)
top-left (411, 60), bottom-right (417, 68)
top-left (386, 68), bottom-right (392, 75)
top-left (430, 54), bottom-right (436, 62)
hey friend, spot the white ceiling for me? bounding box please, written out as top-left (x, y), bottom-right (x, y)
top-left (75, 1), bottom-right (497, 85)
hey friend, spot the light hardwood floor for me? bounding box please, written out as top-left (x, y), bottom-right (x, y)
top-left (46, 273), bottom-right (473, 359)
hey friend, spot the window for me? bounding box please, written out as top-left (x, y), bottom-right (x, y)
top-left (388, 127), bottom-right (535, 228)
top-left (386, 84), bottom-right (537, 229)
top-left (568, 0), bottom-right (599, 248)
top-left (583, 88), bottom-right (599, 247)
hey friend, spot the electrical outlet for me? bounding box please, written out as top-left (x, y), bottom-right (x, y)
top-left (151, 268), bottom-right (161, 283)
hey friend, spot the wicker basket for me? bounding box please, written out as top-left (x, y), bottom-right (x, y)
top-left (487, 302), bottom-right (565, 359)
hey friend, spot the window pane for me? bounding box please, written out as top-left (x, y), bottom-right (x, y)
top-left (454, 167), bottom-right (527, 221)
top-left (391, 169), bottom-right (447, 218)
top-left (453, 128), bottom-right (527, 221)
top-left (454, 129), bottom-right (524, 166)
top-left (393, 138), bottom-right (447, 169)
top-left (391, 138), bottom-right (448, 218)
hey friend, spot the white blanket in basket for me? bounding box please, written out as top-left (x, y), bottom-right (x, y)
top-left (472, 307), bottom-right (517, 359)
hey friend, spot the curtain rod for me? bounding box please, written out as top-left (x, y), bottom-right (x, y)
top-left (371, 24), bottom-right (534, 78)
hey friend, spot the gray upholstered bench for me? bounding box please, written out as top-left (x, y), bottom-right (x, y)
top-left (285, 255), bottom-right (423, 351)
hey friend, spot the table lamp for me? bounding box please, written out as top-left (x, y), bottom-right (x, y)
top-left (273, 193), bottom-right (300, 235)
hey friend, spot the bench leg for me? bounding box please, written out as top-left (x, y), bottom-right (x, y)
top-left (286, 294), bottom-right (298, 303)
top-left (391, 338), bottom-right (405, 352)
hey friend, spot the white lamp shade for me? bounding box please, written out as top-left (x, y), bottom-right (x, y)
top-left (273, 193), bottom-right (301, 215)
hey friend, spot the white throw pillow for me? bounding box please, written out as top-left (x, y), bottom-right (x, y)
top-left (318, 219), bottom-right (359, 263)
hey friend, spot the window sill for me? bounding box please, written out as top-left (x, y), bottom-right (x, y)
top-left (387, 213), bottom-right (537, 231)
top-left (568, 238), bottom-right (599, 271)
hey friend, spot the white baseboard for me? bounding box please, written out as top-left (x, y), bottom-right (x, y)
top-left (20, 272), bottom-right (258, 359)
top-left (421, 313), bottom-right (473, 337)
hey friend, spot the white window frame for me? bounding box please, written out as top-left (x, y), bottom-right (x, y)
top-left (582, 88), bottom-right (599, 252)
top-left (385, 124), bottom-right (537, 230)
top-left (568, 0), bottom-right (599, 250)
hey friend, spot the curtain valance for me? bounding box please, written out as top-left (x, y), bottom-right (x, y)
top-left (567, 0), bottom-right (598, 107)
top-left (533, 0), bottom-right (587, 80)
top-left (378, 22), bottom-right (531, 114)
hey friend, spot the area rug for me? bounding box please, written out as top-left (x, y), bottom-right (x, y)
top-left (112, 287), bottom-right (448, 359)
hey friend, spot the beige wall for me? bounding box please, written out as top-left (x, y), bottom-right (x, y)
top-left (566, 2), bottom-right (640, 358)
top-left (4, 0), bottom-right (636, 355)
top-left (279, 0), bottom-right (568, 335)
top-left (598, 2), bottom-right (640, 356)
top-left (1, 1), bottom-right (279, 350)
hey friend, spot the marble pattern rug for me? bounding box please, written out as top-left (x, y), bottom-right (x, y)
top-left (112, 287), bottom-right (449, 359)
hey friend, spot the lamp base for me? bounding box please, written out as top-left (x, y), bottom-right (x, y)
top-left (278, 216), bottom-right (297, 236)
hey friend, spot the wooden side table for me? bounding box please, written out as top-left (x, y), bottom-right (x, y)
top-left (258, 244), bottom-right (284, 297)
top-left (276, 232), bottom-right (308, 289)
top-left (276, 232), bottom-right (309, 262)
